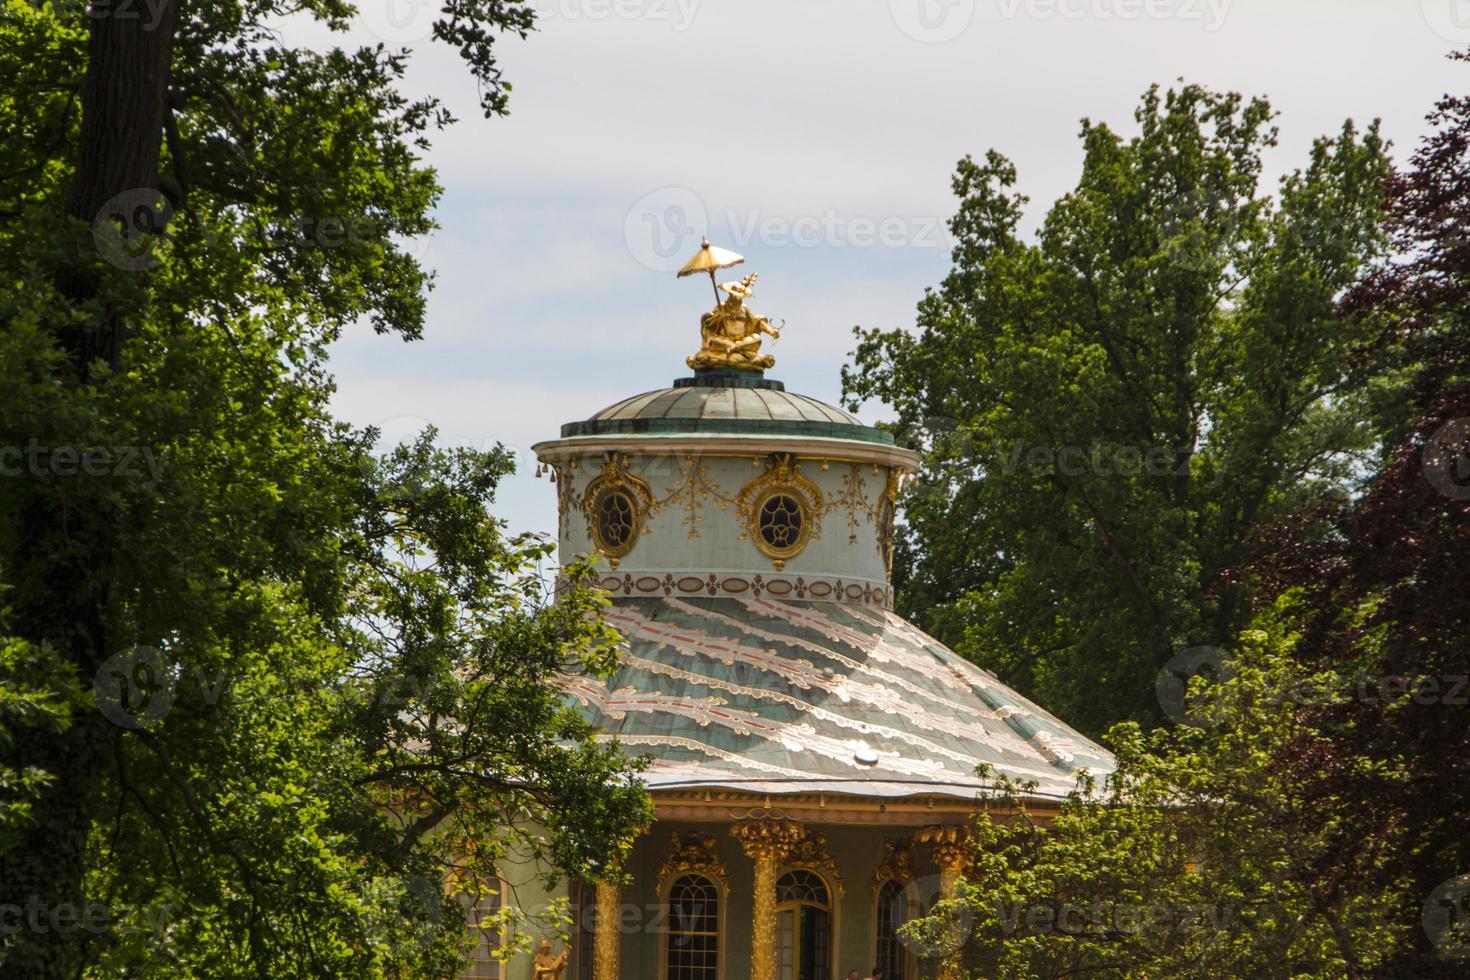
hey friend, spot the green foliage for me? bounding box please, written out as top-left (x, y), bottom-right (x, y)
top-left (915, 620), bottom-right (1408, 978)
top-left (0, 639), bottom-right (76, 837)
top-left (843, 83), bottom-right (1398, 734)
top-left (0, 0), bottom-right (651, 976)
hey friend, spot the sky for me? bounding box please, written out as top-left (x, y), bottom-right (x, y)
top-left (316, 0), bottom-right (1470, 539)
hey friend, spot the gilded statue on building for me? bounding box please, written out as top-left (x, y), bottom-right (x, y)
top-left (531, 938), bottom-right (569, 980)
top-left (678, 239), bottom-right (782, 371)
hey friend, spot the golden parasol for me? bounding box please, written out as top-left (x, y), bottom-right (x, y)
top-left (677, 238), bottom-right (744, 305)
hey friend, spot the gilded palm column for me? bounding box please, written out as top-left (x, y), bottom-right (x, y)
top-left (731, 818), bottom-right (805, 980)
top-left (592, 880), bottom-right (620, 980)
top-left (918, 825), bottom-right (971, 980)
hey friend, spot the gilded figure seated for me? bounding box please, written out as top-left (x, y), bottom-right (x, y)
top-left (687, 273), bottom-right (781, 371)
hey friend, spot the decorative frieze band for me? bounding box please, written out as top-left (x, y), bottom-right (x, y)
top-left (578, 571), bottom-right (890, 608)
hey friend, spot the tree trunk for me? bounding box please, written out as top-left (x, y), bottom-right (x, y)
top-left (0, 6), bottom-right (178, 977)
top-left (60, 0), bottom-right (179, 374)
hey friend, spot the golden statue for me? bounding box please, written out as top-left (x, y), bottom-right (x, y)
top-left (531, 938), bottom-right (569, 980)
top-left (678, 239), bottom-right (782, 372)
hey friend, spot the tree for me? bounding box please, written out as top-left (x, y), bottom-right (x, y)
top-left (901, 67), bottom-right (1470, 979)
top-left (1250, 51), bottom-right (1470, 979)
top-left (908, 623), bottom-right (1407, 979)
top-left (843, 84), bottom-right (1395, 734)
top-left (0, 0), bottom-right (649, 976)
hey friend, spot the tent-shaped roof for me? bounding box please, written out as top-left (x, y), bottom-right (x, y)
top-left (560, 596), bottom-right (1115, 802)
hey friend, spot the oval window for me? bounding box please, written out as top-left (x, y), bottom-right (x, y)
top-left (756, 491), bottom-right (807, 557)
top-left (592, 488), bottom-right (638, 557)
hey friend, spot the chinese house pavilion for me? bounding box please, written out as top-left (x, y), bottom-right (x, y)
top-left (487, 242), bottom-right (1114, 980)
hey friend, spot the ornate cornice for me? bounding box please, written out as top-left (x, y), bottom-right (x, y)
top-left (871, 837), bottom-right (915, 891)
top-left (655, 832), bottom-right (729, 892)
top-left (782, 830), bottom-right (844, 898)
top-left (917, 824), bottom-right (971, 872)
top-left (533, 435), bottom-right (922, 472)
top-left (730, 818), bottom-right (805, 862)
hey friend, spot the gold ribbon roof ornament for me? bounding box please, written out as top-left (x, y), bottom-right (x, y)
top-left (680, 239), bottom-right (782, 373)
top-left (677, 237), bottom-right (745, 304)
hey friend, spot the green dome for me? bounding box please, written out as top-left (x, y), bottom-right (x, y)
top-left (560, 371), bottom-right (895, 445)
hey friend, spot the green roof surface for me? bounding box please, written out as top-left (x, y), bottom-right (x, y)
top-left (560, 596), bottom-right (1115, 801)
top-left (561, 373), bottom-right (895, 445)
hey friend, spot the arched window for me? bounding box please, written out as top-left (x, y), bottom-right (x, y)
top-left (665, 874), bottom-right (720, 980)
top-left (462, 879), bottom-right (503, 980)
top-left (874, 878), bottom-right (914, 980)
top-left (775, 869), bottom-right (832, 980)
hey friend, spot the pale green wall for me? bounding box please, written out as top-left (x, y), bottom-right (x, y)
top-left (497, 819), bottom-right (945, 980)
top-left (502, 821), bottom-right (939, 979)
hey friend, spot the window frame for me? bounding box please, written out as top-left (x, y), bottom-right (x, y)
top-left (658, 871), bottom-right (725, 980)
top-left (773, 867), bottom-right (839, 980)
top-left (872, 876), bottom-right (920, 980)
top-left (461, 877), bottom-right (507, 980)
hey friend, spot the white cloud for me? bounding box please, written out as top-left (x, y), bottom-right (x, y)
top-left (313, 0), bottom-right (1463, 536)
